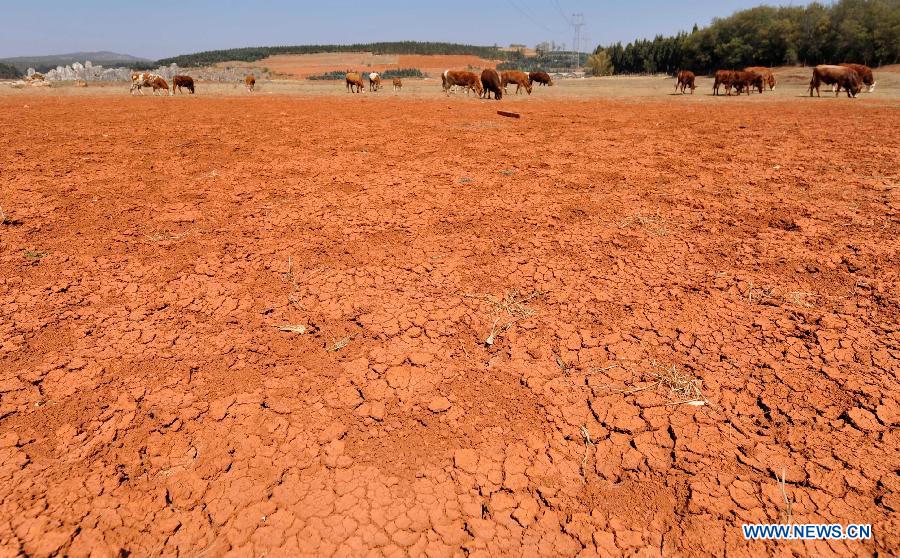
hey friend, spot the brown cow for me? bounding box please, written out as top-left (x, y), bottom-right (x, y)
top-left (245, 75), bottom-right (256, 92)
top-left (501, 70), bottom-right (532, 95)
top-left (713, 70), bottom-right (736, 96)
top-left (481, 69), bottom-right (503, 100)
top-left (392, 77), bottom-right (402, 92)
top-left (674, 70), bottom-right (696, 94)
top-left (345, 72), bottom-right (364, 93)
top-left (442, 70), bottom-right (483, 97)
top-left (172, 75), bottom-right (195, 94)
top-left (528, 71), bottom-right (553, 86)
top-left (732, 70), bottom-right (764, 95)
top-left (151, 76), bottom-right (169, 95)
top-left (838, 63), bottom-right (875, 93)
top-left (744, 66), bottom-right (776, 90)
top-left (809, 65), bottom-right (861, 98)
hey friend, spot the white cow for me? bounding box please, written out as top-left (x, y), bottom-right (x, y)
top-left (368, 72), bottom-right (381, 92)
top-left (130, 72), bottom-right (170, 96)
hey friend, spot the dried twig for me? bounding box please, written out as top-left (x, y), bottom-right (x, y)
top-left (580, 425), bottom-right (594, 482)
top-left (276, 324), bottom-right (308, 334)
top-left (329, 335), bottom-right (355, 352)
top-left (777, 468), bottom-right (794, 524)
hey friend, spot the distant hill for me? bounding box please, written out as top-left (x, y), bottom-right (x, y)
top-left (0, 51), bottom-right (152, 72)
top-left (158, 42), bottom-right (509, 67)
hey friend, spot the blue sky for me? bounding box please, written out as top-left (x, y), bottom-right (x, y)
top-left (1, 0), bottom-right (798, 59)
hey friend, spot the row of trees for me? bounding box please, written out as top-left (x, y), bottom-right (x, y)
top-left (0, 63), bottom-right (21, 79)
top-left (592, 0), bottom-right (900, 75)
top-left (158, 42), bottom-right (509, 67)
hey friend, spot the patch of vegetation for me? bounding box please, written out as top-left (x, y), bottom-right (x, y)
top-left (594, 0), bottom-right (900, 75)
top-left (380, 68), bottom-right (423, 79)
top-left (0, 63), bottom-right (21, 79)
top-left (308, 68), bottom-right (423, 80)
top-left (307, 70), bottom-right (354, 81)
top-left (159, 42), bottom-right (509, 68)
top-left (23, 249), bottom-right (47, 260)
top-left (497, 50), bottom-right (588, 72)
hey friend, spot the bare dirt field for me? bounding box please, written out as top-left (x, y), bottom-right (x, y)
top-left (0, 81), bottom-right (898, 557)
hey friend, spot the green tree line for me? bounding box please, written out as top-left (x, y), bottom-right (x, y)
top-left (0, 63), bottom-right (21, 79)
top-left (594, 0), bottom-right (900, 75)
top-left (158, 42), bottom-right (509, 67)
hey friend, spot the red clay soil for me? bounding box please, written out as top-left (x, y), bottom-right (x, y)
top-left (0, 95), bottom-right (898, 557)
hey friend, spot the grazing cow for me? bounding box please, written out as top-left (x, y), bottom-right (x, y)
top-left (442, 70), bottom-right (483, 97)
top-left (674, 70), bottom-right (696, 94)
top-left (744, 66), bottom-right (776, 90)
top-left (501, 70), bottom-right (532, 95)
top-left (172, 75), bottom-right (195, 94)
top-left (838, 63), bottom-right (876, 93)
top-left (809, 65), bottom-right (861, 98)
top-left (732, 70), bottom-right (764, 95)
top-left (392, 77), bottom-right (402, 91)
top-left (245, 75), bottom-right (256, 92)
top-left (529, 71), bottom-right (553, 86)
top-left (130, 72), bottom-right (171, 96)
top-left (713, 70), bottom-right (738, 96)
top-left (481, 69), bottom-right (503, 100)
top-left (345, 72), bottom-right (364, 93)
top-left (368, 72), bottom-right (381, 92)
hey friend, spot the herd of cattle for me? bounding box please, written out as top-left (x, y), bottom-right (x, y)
top-left (342, 69), bottom-right (553, 99)
top-left (129, 72), bottom-right (256, 95)
top-left (130, 63), bottom-right (875, 99)
top-left (675, 63), bottom-right (876, 97)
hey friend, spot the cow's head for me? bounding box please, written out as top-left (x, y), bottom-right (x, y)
top-left (474, 80), bottom-right (484, 97)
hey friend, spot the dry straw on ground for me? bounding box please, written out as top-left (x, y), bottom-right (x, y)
top-left (606, 361), bottom-right (711, 408)
top-left (618, 209), bottom-right (669, 236)
top-left (463, 290), bottom-right (545, 347)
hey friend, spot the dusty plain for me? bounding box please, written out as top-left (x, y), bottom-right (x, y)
top-left (1, 70), bottom-right (898, 556)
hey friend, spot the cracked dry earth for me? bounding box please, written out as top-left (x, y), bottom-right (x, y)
top-left (0, 94), bottom-right (898, 557)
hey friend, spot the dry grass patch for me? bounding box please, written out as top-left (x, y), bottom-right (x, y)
top-left (463, 290), bottom-right (546, 347)
top-left (605, 361), bottom-right (711, 408)
top-left (618, 209), bottom-right (670, 236)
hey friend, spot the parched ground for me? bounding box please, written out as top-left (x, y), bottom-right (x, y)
top-left (0, 90), bottom-right (898, 557)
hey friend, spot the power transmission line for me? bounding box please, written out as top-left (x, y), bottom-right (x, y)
top-left (504, 0), bottom-right (560, 34)
top-left (550, 0), bottom-right (571, 25)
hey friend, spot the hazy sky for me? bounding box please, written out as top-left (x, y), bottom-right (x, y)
top-left (1, 0), bottom-right (798, 59)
